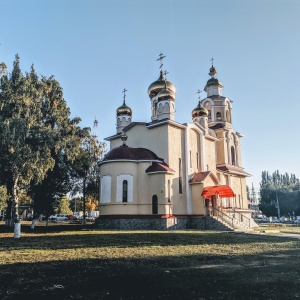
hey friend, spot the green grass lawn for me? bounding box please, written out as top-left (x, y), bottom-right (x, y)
top-left (1, 223), bottom-right (300, 299)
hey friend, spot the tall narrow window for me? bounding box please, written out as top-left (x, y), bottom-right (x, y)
top-left (208, 110), bottom-right (211, 121)
top-left (189, 151), bottom-right (192, 168)
top-left (179, 158), bottom-right (183, 194)
top-left (154, 102), bottom-right (157, 116)
top-left (167, 180), bottom-right (171, 202)
top-left (216, 112), bottom-right (222, 121)
top-left (196, 152), bottom-right (199, 170)
top-left (122, 180), bottom-right (128, 202)
top-left (152, 195), bottom-right (158, 214)
top-left (231, 146), bottom-right (235, 165)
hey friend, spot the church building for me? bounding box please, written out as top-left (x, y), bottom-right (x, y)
top-left (96, 55), bottom-right (253, 230)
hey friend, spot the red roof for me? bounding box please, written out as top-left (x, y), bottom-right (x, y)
top-left (201, 185), bottom-right (235, 199)
top-left (145, 162), bottom-right (175, 174)
top-left (189, 171), bottom-right (211, 183)
top-left (102, 145), bottom-right (164, 162)
top-left (217, 165), bottom-right (251, 177)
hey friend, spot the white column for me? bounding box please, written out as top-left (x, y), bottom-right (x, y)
top-left (185, 125), bottom-right (192, 214)
top-left (200, 133), bottom-right (206, 172)
top-left (226, 137), bottom-right (231, 164)
top-left (234, 141), bottom-right (239, 166)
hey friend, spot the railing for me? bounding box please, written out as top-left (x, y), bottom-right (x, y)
top-left (211, 207), bottom-right (252, 230)
top-left (231, 209), bottom-right (251, 229)
top-left (211, 207), bottom-right (235, 229)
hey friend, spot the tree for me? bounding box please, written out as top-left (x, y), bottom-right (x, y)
top-left (0, 186), bottom-right (9, 214)
top-left (86, 196), bottom-right (99, 213)
top-left (260, 170), bottom-right (300, 217)
top-left (0, 55), bottom-right (57, 225)
top-left (53, 194), bottom-right (72, 214)
top-left (0, 62), bottom-right (7, 76)
top-left (71, 135), bottom-right (105, 223)
top-left (27, 75), bottom-right (90, 216)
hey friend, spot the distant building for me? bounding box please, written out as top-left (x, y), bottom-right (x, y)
top-left (97, 57), bottom-right (253, 230)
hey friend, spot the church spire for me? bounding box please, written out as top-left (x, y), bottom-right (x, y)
top-left (116, 88), bottom-right (132, 133)
top-left (204, 59), bottom-right (223, 97)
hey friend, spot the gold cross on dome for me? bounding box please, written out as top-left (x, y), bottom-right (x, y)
top-left (157, 52), bottom-right (166, 71)
top-left (211, 58), bottom-right (214, 66)
top-left (122, 88), bottom-right (127, 103)
top-left (163, 70), bottom-right (169, 79)
top-left (196, 89), bottom-right (202, 101)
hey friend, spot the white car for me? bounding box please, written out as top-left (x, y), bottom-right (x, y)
top-left (49, 214), bottom-right (69, 221)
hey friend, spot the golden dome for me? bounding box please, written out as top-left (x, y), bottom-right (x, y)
top-left (157, 87), bottom-right (175, 101)
top-left (148, 71), bottom-right (176, 98)
top-left (116, 101), bottom-right (132, 117)
top-left (192, 102), bottom-right (208, 118)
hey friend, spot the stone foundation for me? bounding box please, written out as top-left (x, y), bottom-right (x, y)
top-left (95, 215), bottom-right (233, 231)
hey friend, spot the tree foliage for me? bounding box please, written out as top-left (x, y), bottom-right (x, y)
top-left (260, 170), bottom-right (300, 217)
top-left (70, 135), bottom-right (105, 212)
top-left (54, 194), bottom-right (72, 214)
top-left (0, 55), bottom-right (56, 222)
top-left (0, 55), bottom-right (97, 222)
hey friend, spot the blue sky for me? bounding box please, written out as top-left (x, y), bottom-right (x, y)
top-left (1, 0), bottom-right (300, 191)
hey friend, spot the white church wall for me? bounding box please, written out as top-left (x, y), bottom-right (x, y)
top-left (204, 138), bottom-right (217, 172)
top-left (100, 175), bottom-right (111, 203)
top-left (167, 125), bottom-right (187, 215)
top-left (109, 124), bottom-right (169, 164)
top-left (231, 176), bottom-right (248, 209)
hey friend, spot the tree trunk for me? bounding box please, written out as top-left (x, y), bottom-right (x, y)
top-left (5, 176), bottom-right (19, 227)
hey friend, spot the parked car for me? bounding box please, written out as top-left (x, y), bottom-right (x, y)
top-left (254, 217), bottom-right (269, 223)
top-left (78, 215), bottom-right (95, 222)
top-left (49, 214), bottom-right (69, 221)
top-left (68, 215), bottom-right (78, 220)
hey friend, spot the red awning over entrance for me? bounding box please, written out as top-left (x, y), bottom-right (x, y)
top-left (201, 185), bottom-right (235, 200)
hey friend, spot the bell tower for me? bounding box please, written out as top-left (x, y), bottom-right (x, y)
top-left (201, 59), bottom-right (232, 126)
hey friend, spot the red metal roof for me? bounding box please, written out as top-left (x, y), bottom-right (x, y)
top-left (201, 185), bottom-right (235, 199)
top-left (102, 145), bottom-right (164, 162)
top-left (189, 171), bottom-right (211, 183)
top-left (145, 162), bottom-right (175, 174)
top-left (217, 165), bottom-right (251, 177)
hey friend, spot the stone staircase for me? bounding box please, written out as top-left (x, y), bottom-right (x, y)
top-left (211, 208), bottom-right (256, 232)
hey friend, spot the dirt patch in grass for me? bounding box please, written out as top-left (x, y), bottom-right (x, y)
top-left (1, 224), bottom-right (300, 299)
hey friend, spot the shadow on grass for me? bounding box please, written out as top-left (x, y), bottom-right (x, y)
top-left (0, 224), bottom-right (296, 251)
top-left (1, 247), bottom-right (300, 300)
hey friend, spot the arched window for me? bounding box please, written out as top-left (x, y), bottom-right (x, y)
top-left (231, 146), bottom-right (236, 165)
top-left (216, 112), bottom-right (222, 121)
top-left (167, 180), bottom-right (171, 202)
top-left (208, 110), bottom-right (211, 121)
top-left (153, 101), bottom-right (157, 116)
top-left (152, 195), bottom-right (158, 214)
top-left (122, 180), bottom-right (128, 202)
top-left (179, 158), bottom-right (183, 194)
